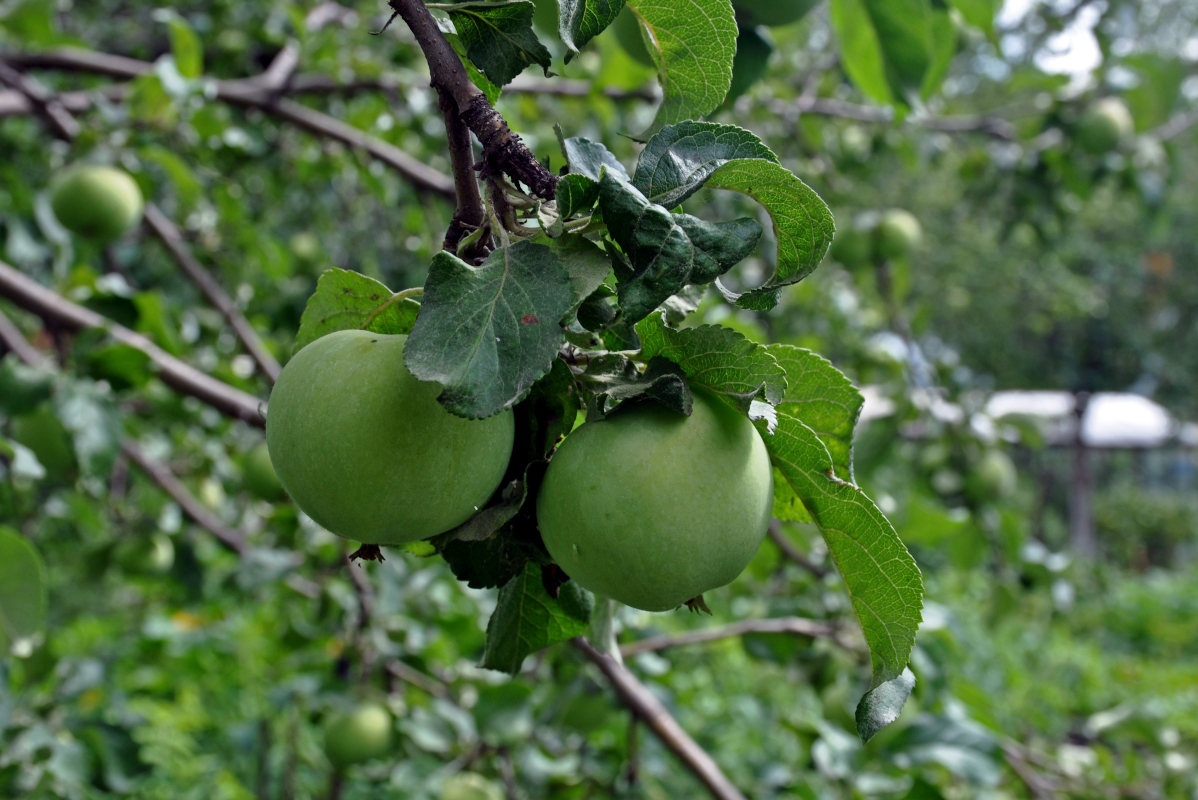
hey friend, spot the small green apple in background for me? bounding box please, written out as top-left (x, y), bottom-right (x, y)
top-left (734, 0), bottom-right (821, 27)
top-left (828, 226), bottom-right (873, 269)
top-left (537, 389), bottom-right (773, 611)
top-left (49, 164), bottom-right (144, 244)
top-left (266, 330), bottom-right (514, 545)
top-left (965, 450), bottom-right (1018, 504)
top-left (873, 208), bottom-right (923, 260)
top-left (323, 702), bottom-right (393, 768)
top-left (440, 772), bottom-right (505, 800)
top-left (1075, 97), bottom-right (1134, 155)
top-left (242, 441), bottom-right (285, 501)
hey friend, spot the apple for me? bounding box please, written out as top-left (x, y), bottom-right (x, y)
top-left (323, 702), bottom-right (393, 768)
top-left (964, 450), bottom-right (1017, 503)
top-left (49, 165), bottom-right (144, 244)
top-left (441, 772), bottom-right (505, 800)
top-left (1076, 97), bottom-right (1134, 154)
top-left (536, 388), bottom-right (773, 611)
top-left (829, 226), bottom-right (872, 268)
top-left (735, 0), bottom-right (821, 28)
top-left (873, 209), bottom-right (922, 260)
top-left (265, 330), bottom-right (514, 545)
top-left (242, 441), bottom-right (285, 501)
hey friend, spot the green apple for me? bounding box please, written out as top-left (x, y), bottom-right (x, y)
top-left (441, 772), bottom-right (505, 800)
top-left (265, 330), bottom-right (514, 545)
top-left (323, 702), bottom-right (393, 768)
top-left (242, 441), bottom-right (285, 501)
top-left (49, 165), bottom-right (144, 244)
top-left (1076, 97), bottom-right (1134, 154)
top-left (537, 389), bottom-right (773, 611)
top-left (964, 450), bottom-right (1017, 503)
top-left (873, 209), bottom-right (922, 260)
top-left (829, 226), bottom-right (873, 268)
top-left (735, 0), bottom-right (821, 28)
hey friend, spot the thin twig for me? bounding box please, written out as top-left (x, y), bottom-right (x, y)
top-left (572, 638), bottom-right (748, 800)
top-left (0, 59), bottom-right (79, 139)
top-left (0, 308), bottom-right (47, 366)
top-left (619, 615), bottom-right (856, 658)
top-left (387, 0), bottom-right (558, 199)
top-left (0, 260), bottom-right (265, 425)
top-left (142, 205), bottom-right (282, 383)
top-left (4, 48), bottom-right (454, 197)
top-left (384, 659), bottom-right (451, 699)
top-left (767, 520), bottom-right (828, 579)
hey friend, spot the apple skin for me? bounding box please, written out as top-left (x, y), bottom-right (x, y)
top-left (323, 703), bottom-right (393, 768)
top-left (49, 165), bottom-right (144, 244)
top-left (536, 389), bottom-right (773, 612)
top-left (440, 772), bottom-right (505, 800)
top-left (829, 226), bottom-right (873, 268)
top-left (1076, 97), bottom-right (1134, 154)
top-left (873, 209), bottom-right (922, 260)
top-left (735, 0), bottom-right (821, 27)
top-left (266, 330), bottom-right (514, 545)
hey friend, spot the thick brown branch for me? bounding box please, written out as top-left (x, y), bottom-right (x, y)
top-left (387, 0), bottom-right (558, 199)
top-left (619, 616), bottom-right (856, 658)
top-left (3, 48), bottom-right (454, 197)
top-left (142, 205), bottom-right (281, 383)
top-left (0, 259), bottom-right (265, 426)
top-left (439, 91), bottom-right (488, 255)
top-left (573, 638), bottom-right (748, 800)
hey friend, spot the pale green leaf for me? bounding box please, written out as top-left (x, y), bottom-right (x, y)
top-left (294, 269), bottom-right (419, 353)
top-left (857, 668), bottom-right (916, 741)
top-left (0, 527), bottom-right (46, 653)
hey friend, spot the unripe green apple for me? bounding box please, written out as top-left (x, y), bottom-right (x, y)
top-left (537, 389), bottom-right (773, 611)
top-left (873, 209), bottom-right (922, 260)
top-left (49, 165), bottom-right (144, 244)
top-left (441, 772), bottom-right (505, 800)
top-left (323, 702), bottom-right (393, 768)
top-left (735, 0), bottom-right (821, 27)
top-left (242, 441), bottom-right (286, 501)
top-left (829, 227), bottom-right (872, 268)
top-left (266, 330), bottom-right (514, 545)
top-left (964, 450), bottom-right (1017, 503)
top-left (1075, 97), bottom-right (1134, 154)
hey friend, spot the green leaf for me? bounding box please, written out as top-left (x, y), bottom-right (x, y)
top-left (562, 136), bottom-right (630, 182)
top-left (155, 10), bottom-right (203, 78)
top-left (856, 668), bottom-right (916, 741)
top-left (555, 174), bottom-right (600, 219)
top-left (764, 344), bottom-right (863, 481)
top-left (405, 242), bottom-right (574, 418)
top-left (139, 145), bottom-right (202, 213)
top-left (946, 0), bottom-right (997, 41)
top-left (559, 0), bottom-right (626, 57)
top-left (482, 562), bottom-right (593, 673)
top-left (445, 30), bottom-right (503, 105)
top-left (637, 318), bottom-right (786, 409)
top-left (1124, 55), bottom-right (1186, 130)
top-left (550, 235), bottom-right (612, 315)
top-left (762, 411), bottom-right (923, 689)
top-left (705, 158), bottom-right (835, 309)
top-left (54, 384), bottom-right (120, 476)
top-left (294, 269), bottom-right (419, 353)
top-left (829, 0), bottom-right (936, 108)
top-left (627, 0), bottom-right (738, 132)
top-left (599, 173), bottom-right (761, 323)
top-left (446, 1), bottom-right (552, 86)
top-left (921, 7), bottom-right (956, 101)
top-left (633, 121), bottom-right (779, 208)
top-left (0, 526), bottom-right (47, 653)
top-left (580, 353), bottom-right (692, 417)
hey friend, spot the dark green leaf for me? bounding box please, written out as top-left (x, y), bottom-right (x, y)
top-left (765, 344), bottom-right (863, 481)
top-left (724, 25), bottom-right (775, 107)
top-left (856, 667), bottom-right (916, 741)
top-left (705, 158), bottom-right (835, 309)
top-left (633, 121), bottom-right (778, 208)
top-left (445, 30), bottom-right (503, 104)
top-left (405, 241), bottom-right (574, 418)
top-left (555, 174), bottom-right (600, 219)
top-left (562, 136), bottom-right (630, 182)
top-left (446, 1), bottom-right (552, 86)
top-left (559, 0), bottom-right (626, 57)
top-left (482, 563), bottom-right (593, 673)
top-left (293, 269), bottom-right (419, 353)
top-left (636, 317), bottom-right (786, 409)
top-left (580, 353), bottom-right (693, 417)
top-left (599, 173), bottom-right (761, 323)
top-left (762, 411), bottom-right (923, 689)
top-left (0, 526), bottom-right (46, 652)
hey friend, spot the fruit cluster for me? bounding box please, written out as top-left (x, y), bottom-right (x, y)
top-left (265, 329), bottom-right (774, 612)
